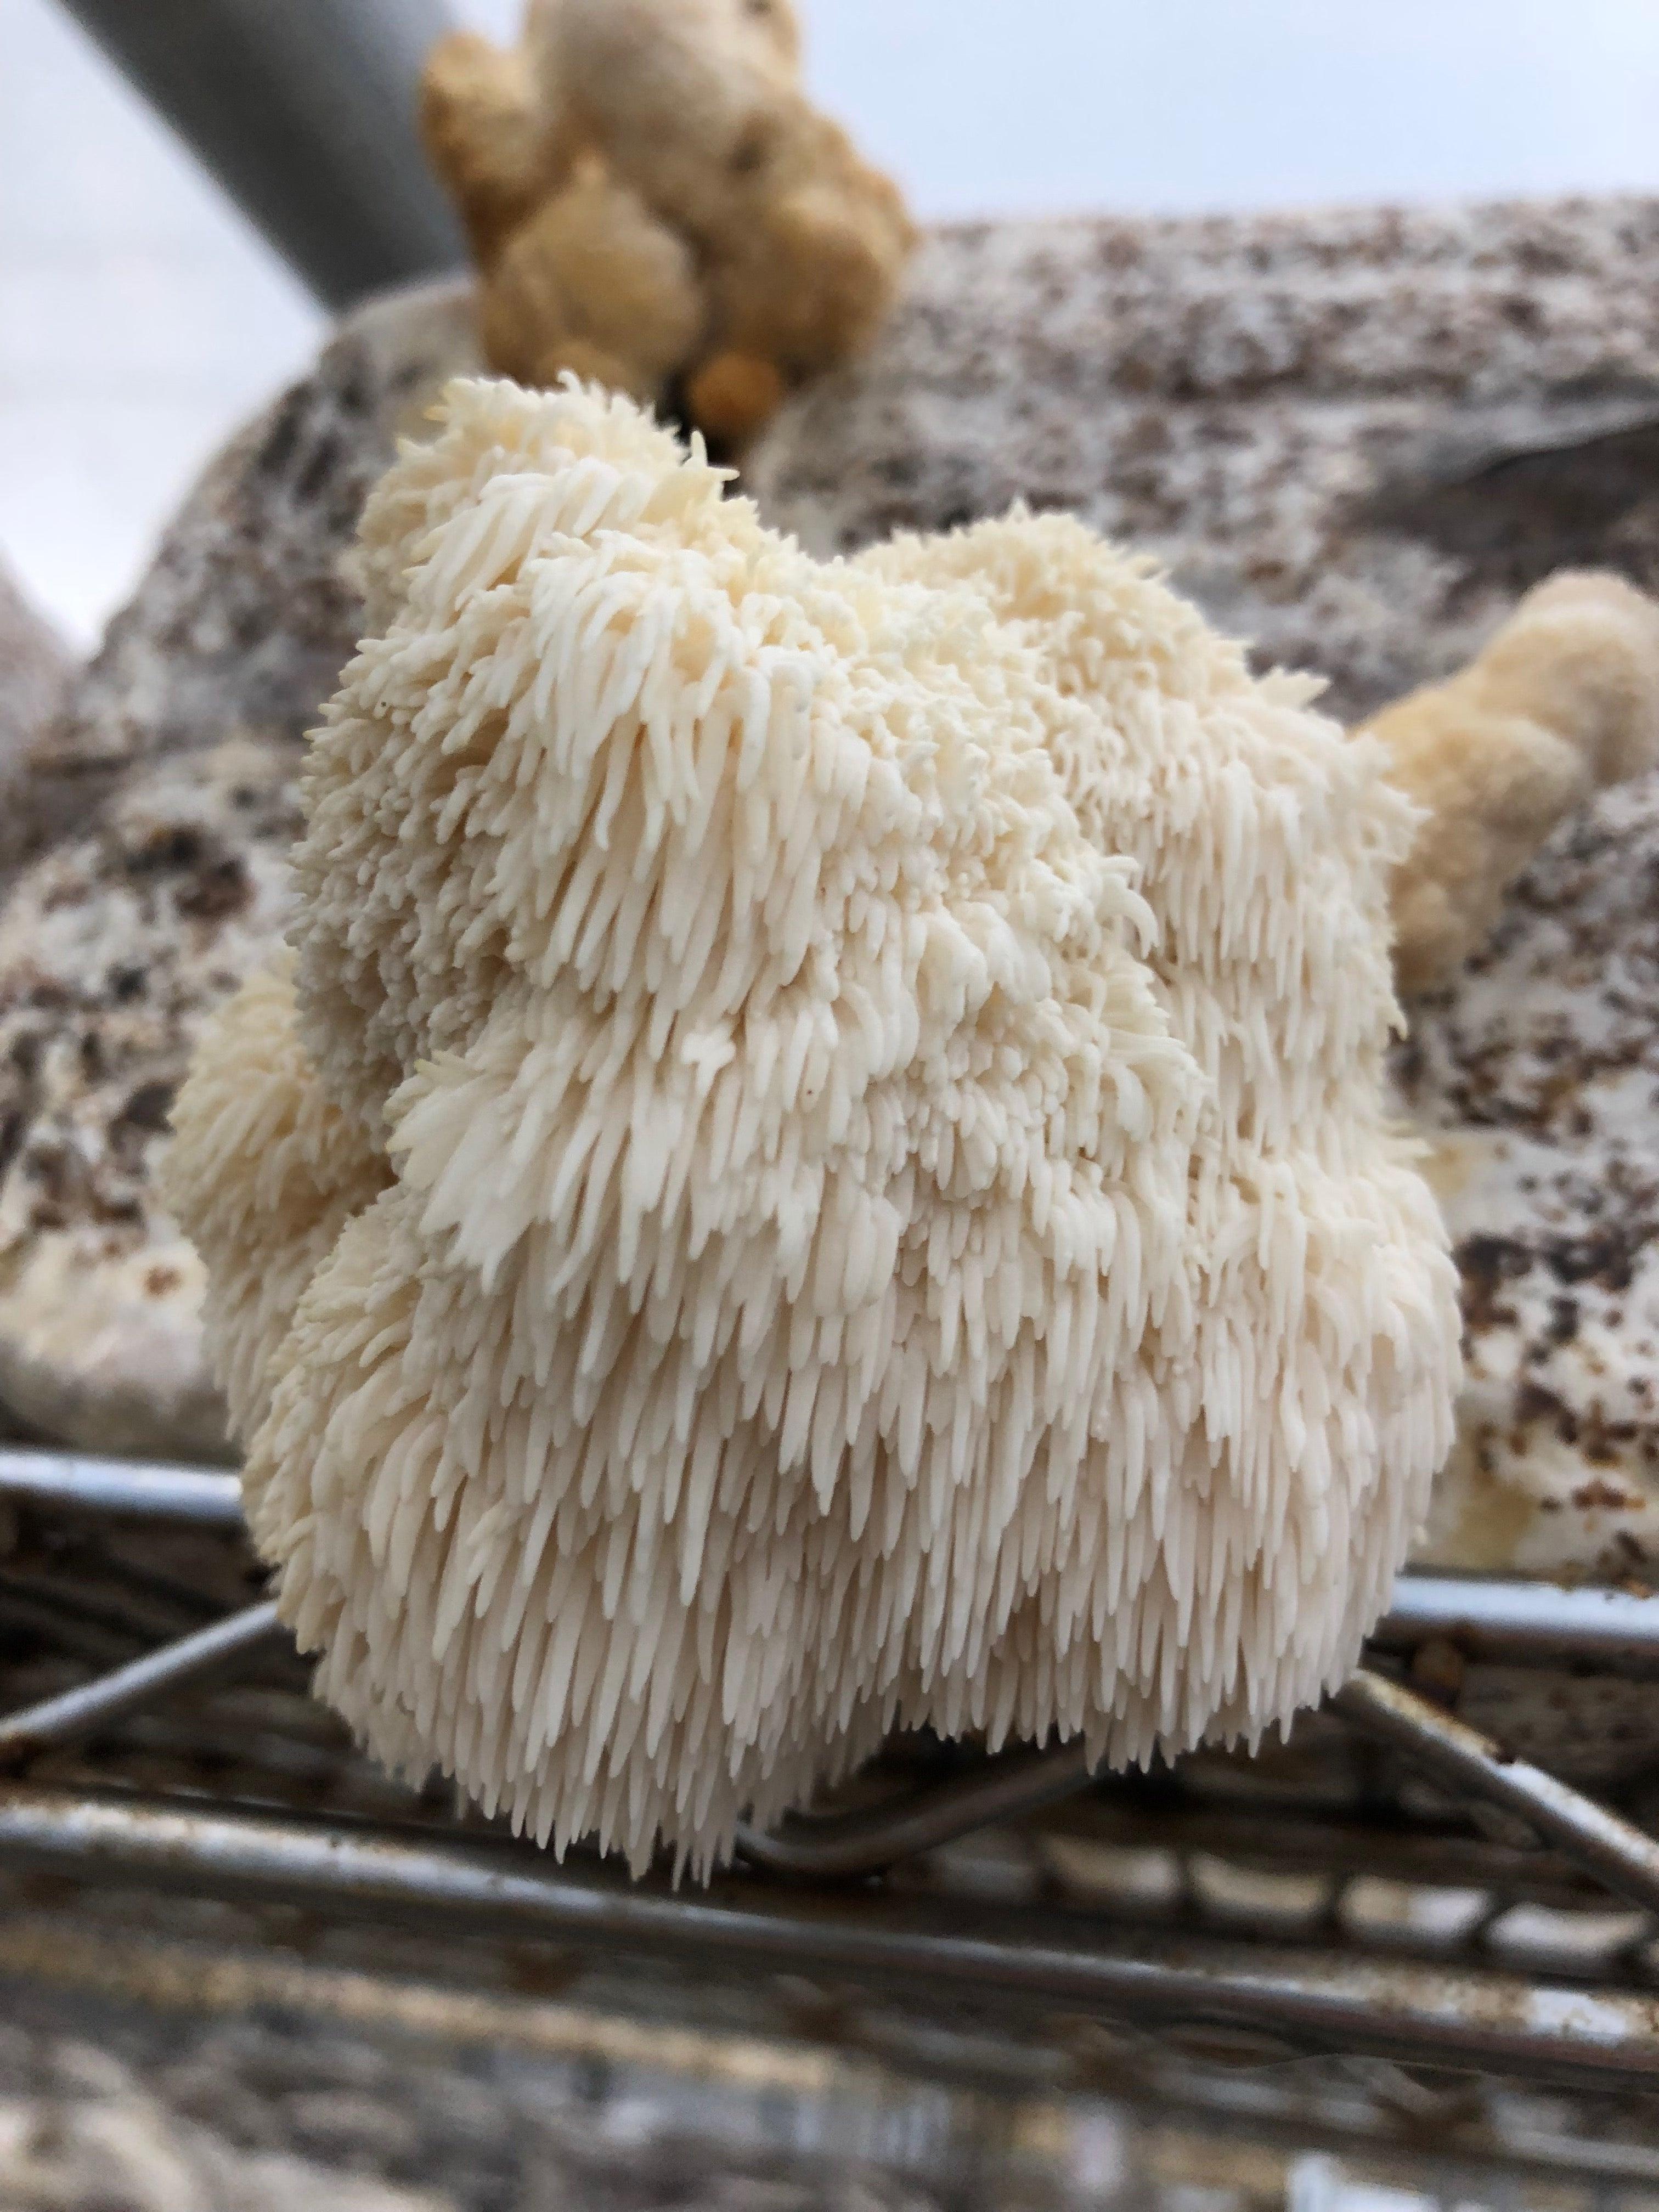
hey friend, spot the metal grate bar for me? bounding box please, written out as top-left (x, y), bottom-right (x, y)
top-left (0, 1449), bottom-right (244, 1528)
top-left (1370, 1571), bottom-right (1659, 1674)
top-left (4, 1446), bottom-right (1659, 2100)
top-left (737, 1738), bottom-right (1098, 1876)
top-left (1333, 1667), bottom-right (1659, 1918)
top-left (0, 1781), bottom-right (1656, 2091)
top-left (0, 1602), bottom-right (286, 1773)
top-left (3, 1446), bottom-right (1657, 1671)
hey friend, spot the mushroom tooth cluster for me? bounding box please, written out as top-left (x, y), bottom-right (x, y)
top-left (421, 0), bottom-right (915, 449)
top-left (163, 955), bottom-right (390, 1443)
top-left (164, 375), bottom-right (1461, 1880)
top-left (1363, 569), bottom-right (1659, 994)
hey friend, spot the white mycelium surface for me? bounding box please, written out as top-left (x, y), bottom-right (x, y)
top-left (165, 377), bottom-right (1459, 1876)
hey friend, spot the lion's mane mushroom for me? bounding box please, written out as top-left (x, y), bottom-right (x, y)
top-left (163, 376), bottom-right (1461, 1878)
top-left (421, 0), bottom-right (915, 449)
top-left (1363, 571), bottom-right (1659, 995)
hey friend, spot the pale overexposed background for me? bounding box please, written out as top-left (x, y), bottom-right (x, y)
top-left (4, 0), bottom-right (1659, 645)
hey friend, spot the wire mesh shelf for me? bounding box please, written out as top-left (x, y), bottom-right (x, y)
top-left (2, 1442), bottom-right (1659, 2179)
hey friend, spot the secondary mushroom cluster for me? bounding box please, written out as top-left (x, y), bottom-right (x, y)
top-left (1363, 571), bottom-right (1659, 994)
top-left (421, 0), bottom-right (916, 450)
top-left (164, 376), bottom-right (1462, 1876)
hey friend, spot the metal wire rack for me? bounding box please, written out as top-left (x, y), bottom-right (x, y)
top-left (2, 1442), bottom-right (1659, 2181)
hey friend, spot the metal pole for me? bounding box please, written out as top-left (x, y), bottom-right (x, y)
top-left (0, 1604), bottom-right (287, 1773)
top-left (0, 1448), bottom-right (245, 1529)
top-left (737, 1740), bottom-right (1098, 1878)
top-left (1371, 1571), bottom-right (1659, 1675)
top-left (1, 1784), bottom-right (1658, 2089)
top-left (1333, 1667), bottom-right (1659, 1920)
top-left (54, 0), bottom-right (466, 311)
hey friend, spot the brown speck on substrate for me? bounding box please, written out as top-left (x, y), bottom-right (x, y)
top-left (1454, 1233), bottom-right (1534, 1333)
top-left (1545, 1295), bottom-right (1580, 1345)
top-left (1572, 1477), bottom-right (1638, 1512)
top-left (1514, 1379), bottom-right (1579, 1448)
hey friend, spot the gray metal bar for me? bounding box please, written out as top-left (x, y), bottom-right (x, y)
top-left (1333, 1666), bottom-right (1659, 1918)
top-left (0, 1448), bottom-right (245, 1528)
top-left (13, 1436), bottom-right (1659, 1907)
top-left (13, 1446), bottom-right (1659, 1681)
top-left (55, 0), bottom-right (466, 310)
top-left (743, 1647), bottom-right (1659, 1887)
top-left (737, 1740), bottom-right (1097, 1877)
top-left (0, 1783), bottom-right (1656, 2089)
top-left (1373, 1571), bottom-right (1659, 1674)
top-left (0, 1604), bottom-right (286, 1773)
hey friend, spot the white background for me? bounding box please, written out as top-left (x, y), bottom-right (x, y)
top-left (5, 0), bottom-right (1659, 644)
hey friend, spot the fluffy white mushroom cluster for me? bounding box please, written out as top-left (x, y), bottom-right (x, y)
top-left (165, 377), bottom-right (1460, 1878)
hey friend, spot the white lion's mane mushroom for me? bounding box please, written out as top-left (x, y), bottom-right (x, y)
top-left (163, 376), bottom-right (1461, 1878)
